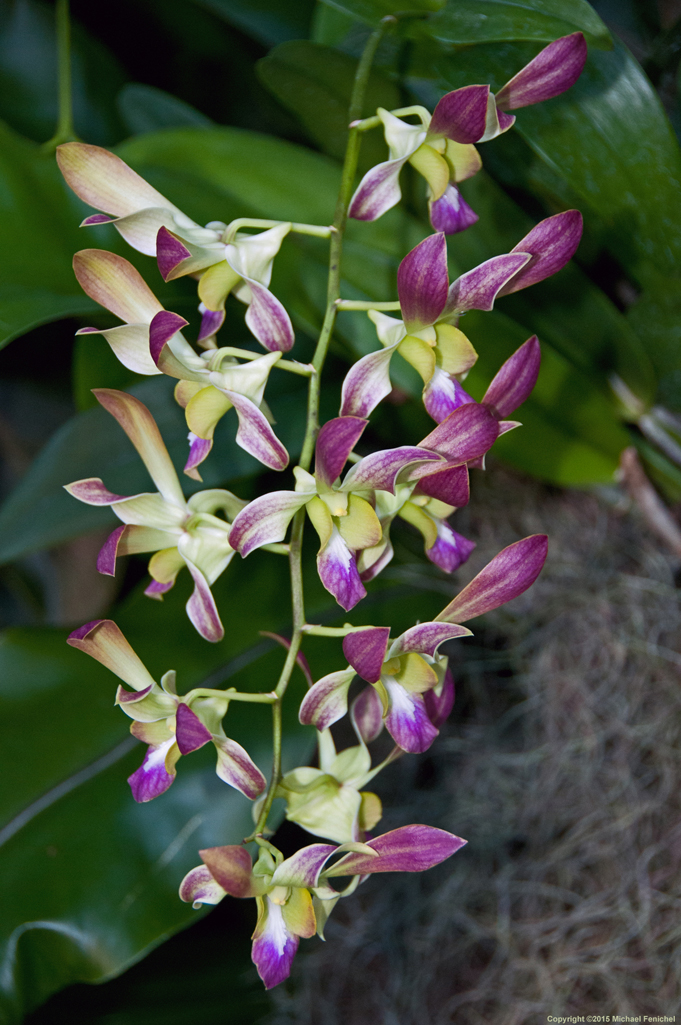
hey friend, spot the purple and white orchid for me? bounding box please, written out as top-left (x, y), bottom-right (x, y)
top-left (67, 619), bottom-right (266, 801)
top-left (64, 389), bottom-right (246, 641)
top-left (180, 824), bottom-right (466, 987)
top-left (349, 33), bottom-right (587, 232)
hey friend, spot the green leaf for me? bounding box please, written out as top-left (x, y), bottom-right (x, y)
top-left (626, 279), bottom-right (681, 412)
top-left (190, 0), bottom-right (316, 46)
top-left (319, 0), bottom-right (445, 28)
top-left (117, 85), bottom-right (213, 136)
top-left (416, 0), bottom-right (610, 46)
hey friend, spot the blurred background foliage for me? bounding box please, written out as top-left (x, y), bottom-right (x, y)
top-left (1, 0), bottom-right (681, 1020)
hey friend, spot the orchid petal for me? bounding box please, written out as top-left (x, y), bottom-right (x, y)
top-left (198, 306), bottom-right (225, 344)
top-left (368, 310), bottom-right (407, 348)
top-left (416, 402), bottom-right (499, 466)
top-left (229, 491), bottom-right (310, 557)
top-left (477, 94), bottom-right (516, 142)
top-left (149, 310), bottom-right (190, 367)
top-left (78, 324), bottom-right (160, 376)
top-left (271, 844), bottom-right (337, 889)
top-left (342, 446), bottom-right (442, 495)
top-left (445, 253), bottom-right (530, 315)
top-left (185, 434), bottom-right (213, 478)
top-left (324, 824), bottom-right (467, 877)
top-left (226, 222), bottom-right (291, 284)
top-left (349, 157), bottom-right (408, 221)
top-left (185, 387), bottom-right (233, 442)
top-left (64, 478), bottom-right (130, 506)
top-left (73, 249), bottom-right (162, 325)
top-left (315, 416), bottom-right (368, 488)
top-left (243, 279), bottom-right (294, 353)
top-left (343, 627), bottom-right (390, 684)
top-left (429, 84), bottom-right (490, 144)
top-left (383, 679), bottom-right (439, 753)
top-left (389, 622), bottom-right (471, 659)
top-left (358, 534), bottom-right (394, 583)
top-left (67, 619), bottom-right (156, 691)
top-left (199, 845), bottom-right (255, 898)
top-left (427, 519), bottom-right (476, 573)
top-left (483, 336), bottom-right (540, 418)
top-left (435, 534), bottom-right (548, 623)
top-left (337, 494), bottom-right (381, 551)
top-left (145, 579), bottom-right (175, 599)
top-left (148, 545), bottom-right (185, 586)
top-left (179, 864), bottom-right (227, 907)
top-left (213, 735), bottom-right (267, 798)
top-left (113, 208), bottom-right (187, 257)
top-left (282, 884), bottom-right (317, 939)
top-left (317, 528), bottom-right (366, 611)
top-left (498, 211), bottom-right (583, 296)
top-left (224, 391), bottom-right (288, 471)
top-left (429, 183), bottom-right (479, 235)
top-left (397, 233), bottom-right (448, 332)
top-left (184, 558), bottom-right (224, 642)
top-left (112, 493), bottom-right (186, 531)
top-left (116, 684), bottom-right (177, 723)
top-left (252, 897), bottom-right (299, 990)
top-left (423, 369), bottom-right (474, 423)
top-left (351, 686), bottom-right (384, 743)
top-left (156, 225), bottom-right (192, 280)
top-left (424, 669), bottom-right (455, 728)
top-left (175, 703), bottom-right (212, 755)
top-left (435, 323), bottom-right (479, 375)
top-left (444, 139), bottom-right (483, 182)
top-left (299, 668), bottom-right (356, 731)
top-left (496, 33), bottom-right (587, 111)
top-left (97, 523), bottom-right (175, 575)
top-left (339, 343), bottom-right (398, 418)
top-left (128, 736), bottom-right (179, 802)
top-left (408, 143), bottom-right (450, 200)
top-left (416, 463), bottom-right (469, 507)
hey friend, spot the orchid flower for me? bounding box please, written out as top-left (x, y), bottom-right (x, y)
top-left (67, 619), bottom-right (266, 801)
top-left (64, 389), bottom-right (245, 642)
top-left (300, 534), bottom-right (548, 752)
top-left (72, 249), bottom-right (289, 478)
top-left (180, 824), bottom-right (466, 988)
top-left (341, 215), bottom-right (579, 424)
top-left (349, 33), bottom-right (587, 231)
top-left (56, 143), bottom-right (295, 352)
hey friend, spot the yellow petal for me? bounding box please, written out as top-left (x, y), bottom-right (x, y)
top-left (198, 261), bottom-right (242, 312)
top-left (434, 324), bottom-right (478, 375)
top-left (282, 886), bottom-right (316, 939)
top-left (398, 335), bottom-right (436, 384)
top-left (395, 652), bottom-right (438, 693)
top-left (444, 140), bottom-right (482, 183)
top-left (174, 379), bottom-right (203, 409)
top-left (408, 143), bottom-right (450, 200)
top-left (148, 546), bottom-right (184, 584)
top-left (398, 501), bottom-right (438, 549)
top-left (306, 495), bottom-right (334, 548)
top-left (338, 494), bottom-right (382, 551)
top-left (185, 386), bottom-right (233, 440)
top-left (359, 792), bottom-right (383, 832)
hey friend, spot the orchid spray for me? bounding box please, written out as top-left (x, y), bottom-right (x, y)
top-left (61, 20), bottom-right (585, 989)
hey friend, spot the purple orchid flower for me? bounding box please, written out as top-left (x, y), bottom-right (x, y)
top-left (349, 33), bottom-right (587, 231)
top-left (341, 215), bottom-right (579, 426)
top-left (67, 619), bottom-right (266, 801)
top-left (180, 825), bottom-right (466, 988)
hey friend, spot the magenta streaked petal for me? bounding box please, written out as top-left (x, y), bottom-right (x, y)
top-left (325, 824), bottom-right (467, 877)
top-left (429, 84), bottom-right (490, 144)
top-left (179, 864), bottom-right (227, 907)
top-left (223, 390), bottom-right (288, 471)
top-left (390, 623), bottom-right (470, 659)
top-left (199, 845), bottom-right (254, 897)
top-left (318, 529), bottom-right (366, 611)
top-left (97, 525), bottom-right (126, 576)
top-left (397, 233), bottom-right (448, 332)
top-left (426, 520), bottom-right (476, 574)
top-left (339, 345), bottom-right (397, 419)
top-left (149, 310), bottom-right (189, 366)
top-left (429, 184), bottom-right (479, 235)
top-left (343, 627), bottom-right (390, 684)
top-left (298, 668), bottom-right (356, 730)
top-left (175, 702), bottom-right (212, 755)
top-left (244, 280), bottom-right (294, 352)
top-left (499, 211), bottom-right (583, 297)
top-left (496, 33), bottom-right (587, 111)
top-left (446, 253), bottom-right (530, 315)
top-left (64, 477), bottom-right (130, 505)
top-left (145, 578), bottom-right (175, 598)
top-left (416, 463), bottom-right (469, 507)
top-left (424, 669), bottom-right (455, 728)
top-left (67, 618), bottom-right (156, 691)
top-left (496, 108), bottom-right (516, 133)
top-left (384, 679), bottom-right (439, 753)
top-left (436, 534), bottom-right (548, 623)
top-left (157, 226), bottom-right (192, 282)
top-left (198, 307), bottom-right (225, 344)
top-left (128, 737), bottom-right (178, 802)
top-left (272, 844), bottom-right (337, 889)
top-left (358, 535), bottom-right (394, 583)
top-left (81, 213), bottom-right (116, 225)
top-left (351, 685), bottom-right (384, 743)
top-left (213, 736), bottom-right (267, 798)
top-left (349, 158), bottom-right (407, 221)
top-left (185, 434), bottom-right (213, 477)
top-left (315, 416), bottom-right (368, 487)
top-left (230, 491), bottom-right (309, 557)
top-left (184, 559), bottom-right (224, 642)
top-left (423, 369), bottom-right (474, 423)
top-left (499, 420), bottom-right (521, 435)
top-left (483, 336), bottom-right (540, 418)
top-left (252, 899), bottom-right (299, 990)
top-left (343, 446), bottom-right (442, 494)
top-left (418, 402), bottom-right (499, 465)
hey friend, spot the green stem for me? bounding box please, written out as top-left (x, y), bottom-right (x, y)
top-left (223, 218), bottom-right (334, 243)
top-left (189, 688), bottom-right (277, 703)
top-left (246, 20), bottom-right (392, 843)
top-left (42, 0), bottom-right (77, 151)
top-left (336, 299), bottom-right (401, 311)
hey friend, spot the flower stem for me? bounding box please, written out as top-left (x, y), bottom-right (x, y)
top-left (42, 0), bottom-right (78, 151)
top-left (336, 299), bottom-right (402, 311)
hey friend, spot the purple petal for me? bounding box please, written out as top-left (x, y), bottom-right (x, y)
top-left (351, 685), bottom-right (384, 743)
top-left (495, 33), bottom-right (587, 111)
top-left (424, 669), bottom-right (455, 728)
top-left (64, 477), bottom-right (129, 505)
top-left (343, 446), bottom-right (442, 495)
top-left (417, 402), bottom-right (499, 465)
top-left (445, 253), bottom-right (530, 315)
top-left (175, 702), bottom-right (212, 754)
top-left (198, 307), bottom-right (225, 344)
top-left (339, 345), bottom-right (396, 419)
top-left (426, 521), bottom-right (476, 573)
top-left (184, 559), bottom-right (224, 642)
top-left (128, 738), bottom-right (178, 802)
top-left (343, 627), bottom-right (390, 684)
top-left (423, 369), bottom-right (474, 423)
top-left (315, 417), bottom-right (368, 488)
top-left (397, 233), bottom-right (448, 332)
top-left (390, 623), bottom-right (470, 659)
top-left (435, 534), bottom-right (548, 623)
top-left (145, 578), bottom-right (175, 598)
top-left (349, 158), bottom-right (406, 221)
top-left (429, 183), bottom-right (479, 235)
top-left (298, 668), bottom-right (356, 730)
top-left (81, 213), bottom-right (115, 225)
top-left (359, 536), bottom-right (394, 583)
top-left (97, 525), bottom-right (126, 576)
top-left (244, 280), bottom-right (294, 352)
top-left (149, 310), bottom-right (189, 366)
top-left (383, 679), bottom-right (439, 753)
top-left (213, 736), bottom-right (267, 799)
top-left (199, 845), bottom-right (254, 898)
top-left (229, 491), bottom-right (309, 557)
top-left (179, 864), bottom-right (227, 907)
top-left (483, 335), bottom-right (540, 418)
top-left (157, 226), bottom-right (192, 282)
top-left (429, 85), bottom-right (491, 144)
top-left (499, 211), bottom-right (583, 296)
top-left (416, 464), bottom-right (469, 507)
top-left (224, 391), bottom-right (288, 471)
top-left (317, 529), bottom-right (366, 611)
top-left (252, 899), bottom-right (299, 990)
top-left (185, 434), bottom-right (213, 477)
top-left (271, 844), bottom-right (337, 889)
top-left (325, 823), bottom-right (467, 877)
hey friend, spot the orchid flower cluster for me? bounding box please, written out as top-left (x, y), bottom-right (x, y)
top-left (60, 27), bottom-right (585, 990)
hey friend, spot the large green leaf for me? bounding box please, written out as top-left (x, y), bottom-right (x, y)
top-left (319, 0), bottom-right (445, 28)
top-left (190, 0), bottom-right (316, 46)
top-left (415, 0), bottom-right (610, 46)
